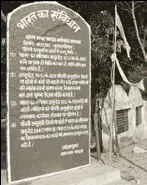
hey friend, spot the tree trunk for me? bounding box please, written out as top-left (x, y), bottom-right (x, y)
top-left (131, 1), bottom-right (146, 61)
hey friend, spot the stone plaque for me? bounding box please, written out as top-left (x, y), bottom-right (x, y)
top-left (7, 2), bottom-right (91, 183)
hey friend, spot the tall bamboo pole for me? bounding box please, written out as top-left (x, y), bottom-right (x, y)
top-left (109, 4), bottom-right (118, 164)
top-left (113, 5), bottom-right (119, 158)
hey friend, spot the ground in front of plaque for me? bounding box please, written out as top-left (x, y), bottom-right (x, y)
top-left (100, 138), bottom-right (147, 185)
top-left (1, 157), bottom-right (121, 185)
top-left (2, 139), bottom-right (147, 185)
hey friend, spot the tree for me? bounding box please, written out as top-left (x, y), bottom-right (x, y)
top-left (117, 1), bottom-right (146, 61)
top-left (90, 10), bottom-right (114, 97)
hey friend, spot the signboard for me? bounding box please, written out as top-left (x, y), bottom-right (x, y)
top-left (7, 1), bottom-right (91, 183)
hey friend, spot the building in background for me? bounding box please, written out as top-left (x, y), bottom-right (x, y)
top-left (97, 82), bottom-right (147, 151)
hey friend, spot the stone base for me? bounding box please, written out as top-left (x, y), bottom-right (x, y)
top-left (1, 158), bottom-right (121, 185)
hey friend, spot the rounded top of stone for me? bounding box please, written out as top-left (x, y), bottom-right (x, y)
top-left (7, 1), bottom-right (90, 31)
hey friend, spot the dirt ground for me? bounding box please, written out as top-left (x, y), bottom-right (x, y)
top-left (99, 139), bottom-right (147, 185)
top-left (1, 137), bottom-right (147, 185)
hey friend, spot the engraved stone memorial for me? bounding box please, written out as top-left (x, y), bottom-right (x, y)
top-left (7, 1), bottom-right (91, 183)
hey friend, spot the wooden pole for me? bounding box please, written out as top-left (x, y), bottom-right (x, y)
top-left (113, 4), bottom-right (119, 158)
top-left (112, 60), bottom-right (116, 153)
top-left (109, 4), bottom-right (117, 164)
top-left (94, 112), bottom-right (101, 161)
top-left (109, 63), bottom-right (114, 164)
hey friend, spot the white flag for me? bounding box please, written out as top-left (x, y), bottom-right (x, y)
top-left (115, 6), bottom-right (131, 60)
top-left (111, 54), bottom-right (143, 89)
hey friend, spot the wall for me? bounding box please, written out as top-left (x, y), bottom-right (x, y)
top-left (128, 86), bottom-right (144, 141)
top-left (143, 100), bottom-right (147, 138)
top-left (99, 85), bottom-right (145, 151)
